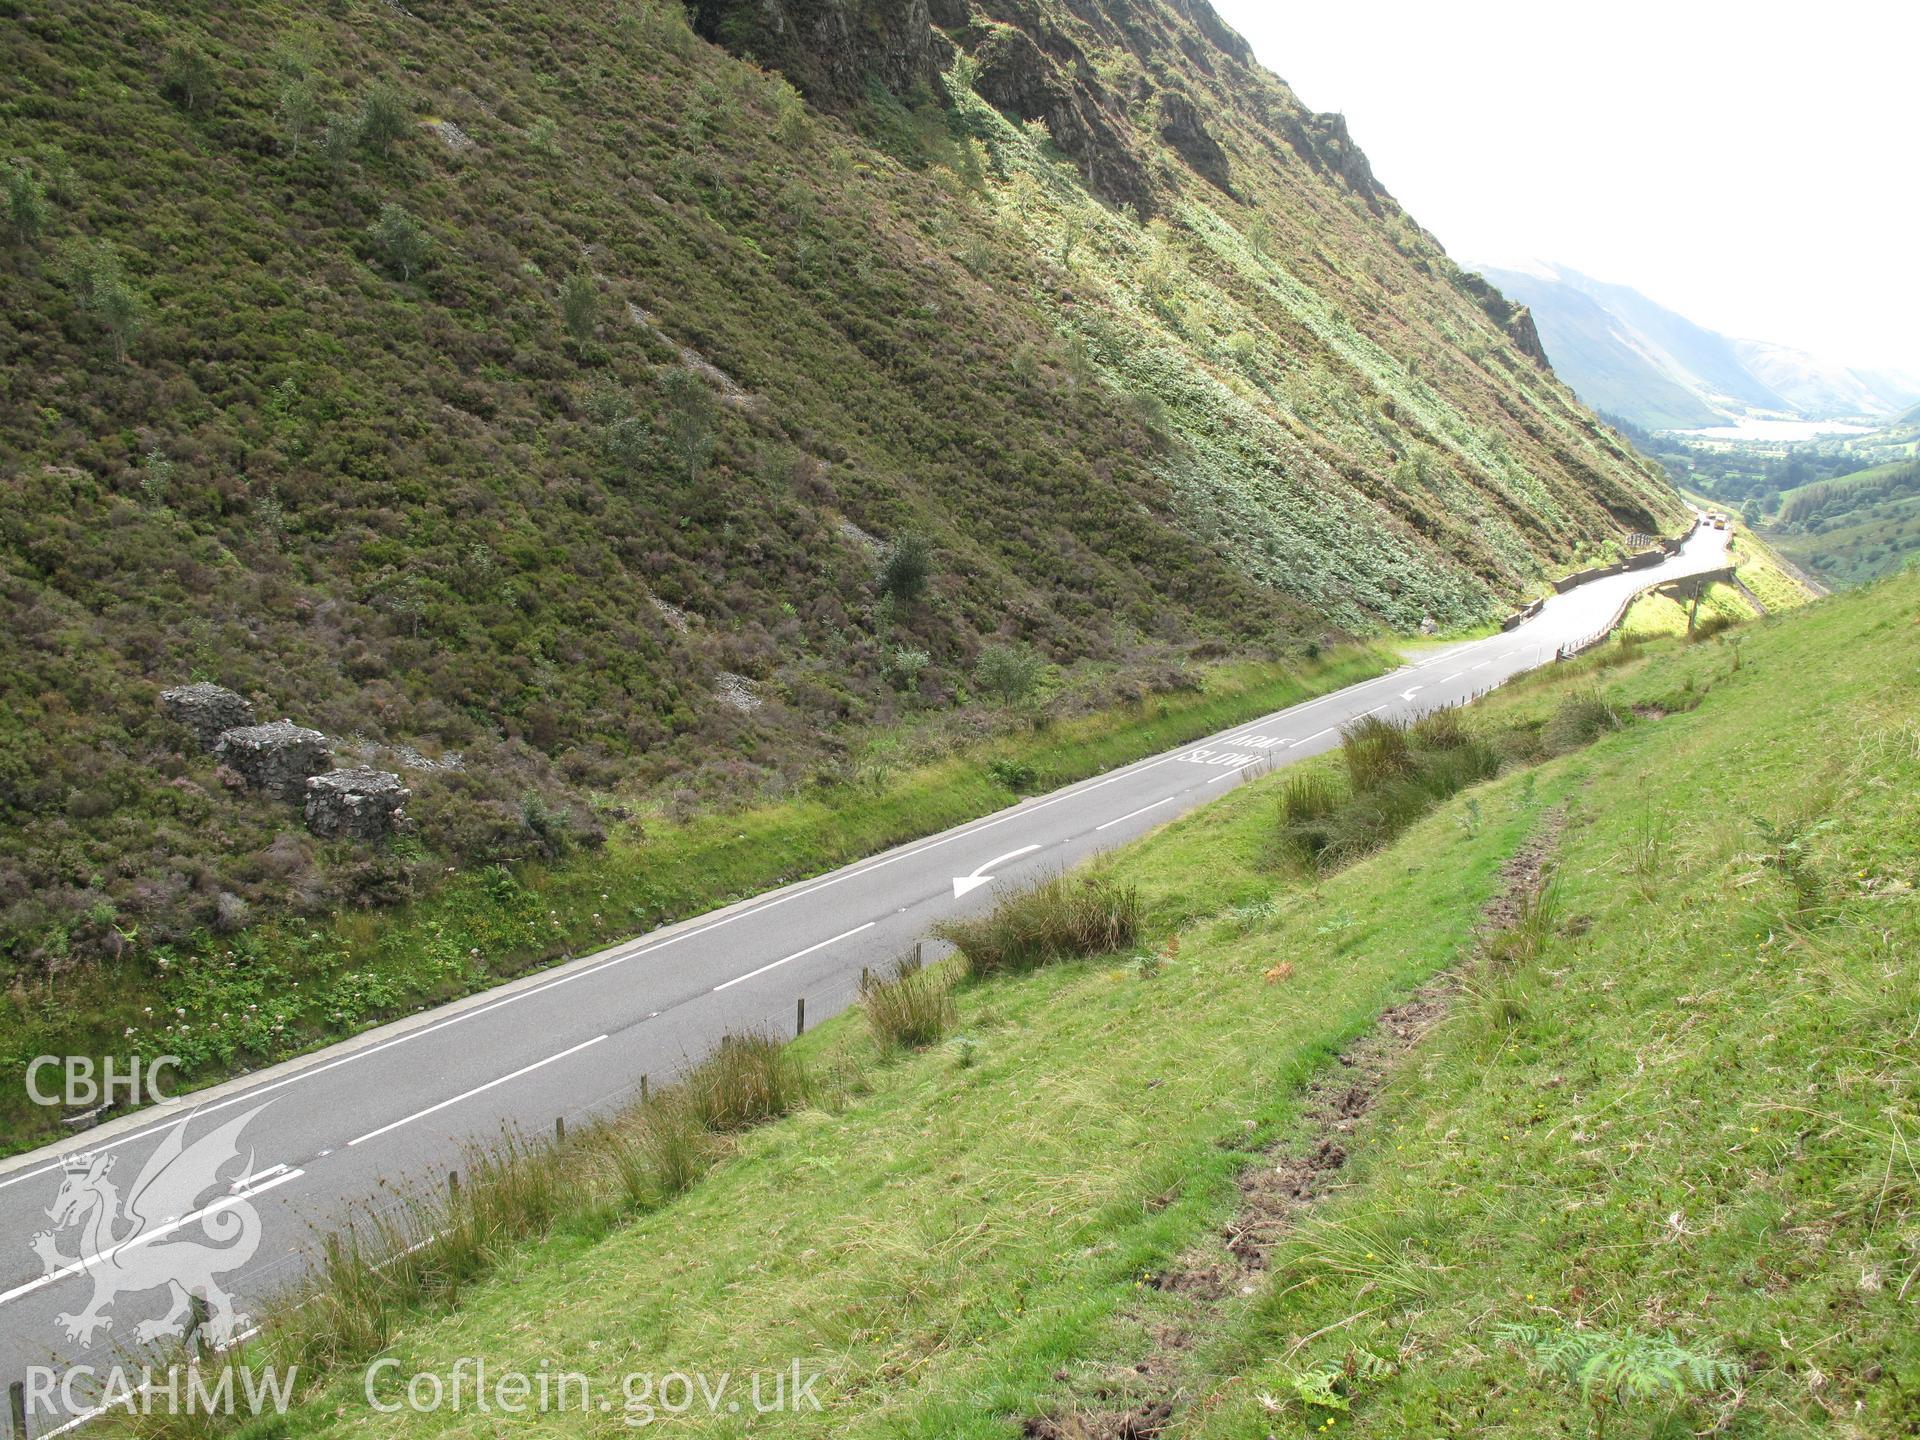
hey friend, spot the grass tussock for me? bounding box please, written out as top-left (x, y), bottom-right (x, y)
top-left (265, 1127), bottom-right (565, 1378)
top-left (935, 872), bottom-right (1143, 978)
top-left (1279, 712), bottom-right (1500, 871)
top-left (1484, 876), bottom-right (1563, 970)
top-left (610, 1097), bottom-right (712, 1205)
top-left (684, 1029), bottom-right (807, 1131)
top-left (1541, 688), bottom-right (1623, 754)
top-left (1687, 611), bottom-right (1739, 642)
top-left (862, 953), bottom-right (957, 1052)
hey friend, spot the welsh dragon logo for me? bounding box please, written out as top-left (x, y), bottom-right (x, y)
top-left (30, 1104), bottom-right (269, 1348)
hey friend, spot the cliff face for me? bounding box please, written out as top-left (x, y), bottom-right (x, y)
top-left (688, 0), bottom-right (955, 105)
top-left (694, 0), bottom-right (1411, 220)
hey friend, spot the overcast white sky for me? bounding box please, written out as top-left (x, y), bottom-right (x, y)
top-left (1209, 0), bottom-right (1919, 374)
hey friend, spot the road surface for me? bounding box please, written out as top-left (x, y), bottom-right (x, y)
top-left (0, 524), bottom-right (1729, 1431)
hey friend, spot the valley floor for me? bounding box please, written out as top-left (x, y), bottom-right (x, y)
top-left (115, 567), bottom-right (1919, 1437)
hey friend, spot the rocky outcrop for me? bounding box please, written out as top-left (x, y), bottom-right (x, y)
top-left (713, 671), bottom-right (764, 714)
top-left (1305, 111), bottom-right (1384, 209)
top-left (688, 0), bottom-right (953, 107)
top-left (1504, 304), bottom-right (1550, 369)
top-left (1158, 90), bottom-right (1232, 193)
top-left (1171, 0), bottom-right (1253, 65)
top-left (696, 0), bottom-right (1161, 214)
top-left (305, 768), bottom-right (410, 840)
top-left (1451, 270), bottom-right (1552, 371)
top-left (214, 721), bottom-right (332, 803)
top-left (971, 22), bottom-right (1153, 214)
top-left (159, 683), bottom-right (255, 752)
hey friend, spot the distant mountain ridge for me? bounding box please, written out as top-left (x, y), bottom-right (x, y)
top-left (1474, 262), bottom-right (1920, 432)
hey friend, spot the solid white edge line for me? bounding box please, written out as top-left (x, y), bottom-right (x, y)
top-left (40, 1387), bottom-right (138, 1438)
top-left (346, 1036), bottom-right (607, 1148)
top-left (712, 921), bottom-right (877, 994)
top-left (1094, 797), bottom-right (1175, 833)
top-left (0, 1168), bottom-right (306, 1308)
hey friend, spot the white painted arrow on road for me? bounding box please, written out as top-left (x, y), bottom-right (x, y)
top-left (953, 844), bottom-right (1042, 899)
top-left (1401, 686), bottom-right (1424, 701)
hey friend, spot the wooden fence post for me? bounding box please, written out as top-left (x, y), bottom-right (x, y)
top-left (187, 1291), bottom-right (212, 1361)
top-left (796, 996), bottom-right (806, 1037)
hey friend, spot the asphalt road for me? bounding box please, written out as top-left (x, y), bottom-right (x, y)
top-left (0, 523), bottom-right (1729, 1431)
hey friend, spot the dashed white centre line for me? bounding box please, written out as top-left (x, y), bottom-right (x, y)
top-left (347, 1036), bottom-right (608, 1148)
top-left (1095, 796), bottom-right (1176, 832)
top-left (228, 1162), bottom-right (289, 1194)
top-left (712, 921), bottom-right (877, 993)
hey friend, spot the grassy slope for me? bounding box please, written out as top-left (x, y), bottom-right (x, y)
top-left (1726, 524), bottom-right (1820, 609)
top-left (1191, 583), bottom-right (1920, 1438)
top-left (190, 572), bottom-right (1919, 1437)
top-left (1620, 581), bottom-right (1754, 638)
top-left (0, 0), bottom-right (1680, 986)
top-left (1771, 496), bottom-right (1920, 587)
top-left (1763, 460), bottom-right (1920, 587)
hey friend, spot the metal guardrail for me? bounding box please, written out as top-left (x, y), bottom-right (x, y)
top-left (1556, 588), bottom-right (1640, 661)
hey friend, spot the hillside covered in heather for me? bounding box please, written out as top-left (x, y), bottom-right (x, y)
top-left (0, 0), bottom-right (1679, 975)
